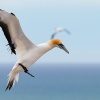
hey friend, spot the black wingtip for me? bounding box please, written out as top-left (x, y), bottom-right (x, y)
top-left (11, 13), bottom-right (15, 16)
top-left (11, 49), bottom-right (16, 55)
top-left (6, 44), bottom-right (16, 55)
top-left (5, 79), bottom-right (14, 91)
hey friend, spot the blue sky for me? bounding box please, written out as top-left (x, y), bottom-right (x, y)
top-left (0, 0), bottom-right (100, 64)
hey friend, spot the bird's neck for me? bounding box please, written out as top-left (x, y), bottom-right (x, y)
top-left (37, 42), bottom-right (55, 53)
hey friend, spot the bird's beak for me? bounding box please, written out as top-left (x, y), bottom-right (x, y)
top-left (58, 44), bottom-right (69, 54)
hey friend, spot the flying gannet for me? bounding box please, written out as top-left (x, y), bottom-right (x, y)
top-left (0, 9), bottom-right (69, 90)
top-left (51, 27), bottom-right (70, 39)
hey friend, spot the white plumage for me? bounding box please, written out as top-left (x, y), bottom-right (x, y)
top-left (0, 10), bottom-right (69, 90)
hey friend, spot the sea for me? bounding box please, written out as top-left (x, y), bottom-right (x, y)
top-left (0, 63), bottom-right (100, 100)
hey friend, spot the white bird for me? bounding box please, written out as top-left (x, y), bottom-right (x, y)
top-left (51, 27), bottom-right (71, 39)
top-left (0, 10), bottom-right (69, 90)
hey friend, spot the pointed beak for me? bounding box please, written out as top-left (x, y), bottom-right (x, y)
top-left (58, 44), bottom-right (69, 54)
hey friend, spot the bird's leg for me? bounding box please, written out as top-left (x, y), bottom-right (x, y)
top-left (19, 63), bottom-right (34, 77)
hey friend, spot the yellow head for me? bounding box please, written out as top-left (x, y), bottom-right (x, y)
top-left (49, 38), bottom-right (69, 53)
top-left (49, 39), bottom-right (62, 46)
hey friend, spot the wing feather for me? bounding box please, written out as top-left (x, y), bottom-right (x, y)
top-left (0, 10), bottom-right (36, 57)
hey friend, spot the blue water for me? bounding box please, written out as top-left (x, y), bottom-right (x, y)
top-left (0, 63), bottom-right (100, 100)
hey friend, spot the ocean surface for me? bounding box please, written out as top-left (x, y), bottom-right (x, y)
top-left (0, 63), bottom-right (100, 100)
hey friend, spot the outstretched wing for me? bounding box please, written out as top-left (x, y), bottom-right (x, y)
top-left (51, 27), bottom-right (71, 39)
top-left (0, 10), bottom-right (36, 58)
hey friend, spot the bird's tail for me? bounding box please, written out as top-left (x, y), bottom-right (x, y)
top-left (6, 71), bottom-right (19, 90)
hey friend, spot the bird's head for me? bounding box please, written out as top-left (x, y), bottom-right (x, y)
top-left (49, 38), bottom-right (69, 54)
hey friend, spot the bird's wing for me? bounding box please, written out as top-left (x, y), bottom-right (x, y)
top-left (64, 28), bottom-right (71, 34)
top-left (51, 27), bottom-right (71, 39)
top-left (0, 10), bottom-right (36, 58)
top-left (51, 32), bottom-right (57, 39)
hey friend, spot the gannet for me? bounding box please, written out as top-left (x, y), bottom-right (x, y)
top-left (51, 27), bottom-right (70, 39)
top-left (0, 10), bottom-right (69, 90)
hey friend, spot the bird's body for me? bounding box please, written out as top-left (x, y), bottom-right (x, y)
top-left (6, 42), bottom-right (54, 90)
top-left (0, 10), bottom-right (69, 90)
top-left (14, 42), bottom-right (54, 71)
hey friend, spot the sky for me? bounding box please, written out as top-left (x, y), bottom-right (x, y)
top-left (0, 0), bottom-right (100, 64)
